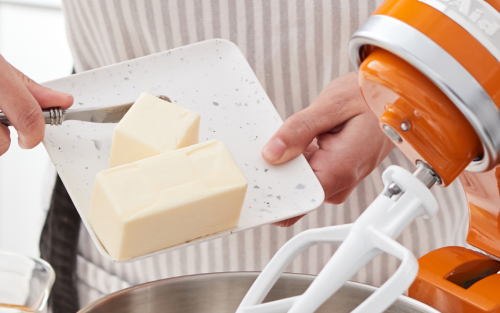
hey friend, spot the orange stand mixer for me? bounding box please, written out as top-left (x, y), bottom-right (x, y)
top-left (351, 0), bottom-right (500, 312)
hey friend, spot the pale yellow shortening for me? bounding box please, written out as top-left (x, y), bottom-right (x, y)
top-left (90, 140), bottom-right (248, 261)
top-left (109, 92), bottom-right (200, 168)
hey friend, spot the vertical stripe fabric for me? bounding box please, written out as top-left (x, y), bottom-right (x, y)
top-left (61, 0), bottom-right (469, 308)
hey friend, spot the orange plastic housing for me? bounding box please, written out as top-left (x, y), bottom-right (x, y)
top-left (362, 0), bottom-right (500, 252)
top-left (359, 0), bottom-right (500, 311)
top-left (409, 246), bottom-right (500, 313)
top-left (459, 168), bottom-right (500, 260)
top-left (359, 48), bottom-right (482, 186)
top-left (374, 0), bottom-right (500, 109)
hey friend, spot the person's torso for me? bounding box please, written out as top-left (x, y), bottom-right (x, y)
top-left (60, 0), bottom-right (469, 308)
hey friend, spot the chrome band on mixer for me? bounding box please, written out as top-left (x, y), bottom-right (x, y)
top-left (419, 0), bottom-right (500, 63)
top-left (349, 15), bottom-right (500, 173)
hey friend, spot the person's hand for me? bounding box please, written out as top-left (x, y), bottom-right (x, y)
top-left (0, 54), bottom-right (73, 155)
top-left (262, 72), bottom-right (394, 227)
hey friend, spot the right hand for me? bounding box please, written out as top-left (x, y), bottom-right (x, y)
top-left (0, 54), bottom-right (74, 155)
top-left (262, 72), bottom-right (395, 226)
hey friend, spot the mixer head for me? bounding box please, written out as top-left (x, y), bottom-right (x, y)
top-left (349, 0), bottom-right (500, 187)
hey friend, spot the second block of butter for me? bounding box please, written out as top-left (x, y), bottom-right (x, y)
top-left (109, 92), bottom-right (200, 168)
top-left (90, 140), bottom-right (248, 261)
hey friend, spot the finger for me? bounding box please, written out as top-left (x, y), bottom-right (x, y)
top-left (0, 124), bottom-right (11, 155)
top-left (311, 147), bottom-right (361, 202)
top-left (308, 112), bottom-right (394, 201)
top-left (9, 64), bottom-right (73, 109)
top-left (262, 72), bottom-right (364, 165)
top-left (272, 215), bottom-right (305, 227)
top-left (303, 140), bottom-right (319, 162)
top-left (0, 55), bottom-right (45, 149)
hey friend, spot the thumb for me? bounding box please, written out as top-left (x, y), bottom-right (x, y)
top-left (261, 72), bottom-right (365, 165)
top-left (262, 105), bottom-right (336, 164)
top-left (9, 64), bottom-right (73, 109)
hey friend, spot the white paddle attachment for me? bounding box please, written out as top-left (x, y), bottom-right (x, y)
top-left (237, 165), bottom-right (439, 313)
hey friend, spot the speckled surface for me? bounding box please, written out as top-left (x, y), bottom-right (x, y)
top-left (41, 39), bottom-right (324, 263)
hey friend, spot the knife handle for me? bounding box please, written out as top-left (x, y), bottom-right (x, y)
top-left (0, 107), bottom-right (65, 127)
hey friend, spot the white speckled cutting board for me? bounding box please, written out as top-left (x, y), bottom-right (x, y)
top-left (41, 39), bottom-right (324, 262)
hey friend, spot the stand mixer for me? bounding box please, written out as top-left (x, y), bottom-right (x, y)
top-left (237, 0), bottom-right (500, 312)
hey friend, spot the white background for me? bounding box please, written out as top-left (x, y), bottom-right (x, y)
top-left (0, 0), bottom-right (73, 257)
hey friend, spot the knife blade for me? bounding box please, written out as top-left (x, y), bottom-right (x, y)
top-left (63, 102), bottom-right (135, 124)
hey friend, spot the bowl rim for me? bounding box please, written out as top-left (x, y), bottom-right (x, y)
top-left (78, 271), bottom-right (439, 313)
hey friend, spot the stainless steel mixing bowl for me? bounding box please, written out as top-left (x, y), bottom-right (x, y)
top-left (78, 272), bottom-right (438, 313)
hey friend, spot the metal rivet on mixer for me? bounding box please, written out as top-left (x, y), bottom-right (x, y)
top-left (400, 121), bottom-right (410, 132)
top-left (383, 124), bottom-right (402, 143)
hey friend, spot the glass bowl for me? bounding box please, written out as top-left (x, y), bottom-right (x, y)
top-left (0, 251), bottom-right (54, 312)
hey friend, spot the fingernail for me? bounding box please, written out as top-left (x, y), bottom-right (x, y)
top-left (262, 137), bottom-right (286, 162)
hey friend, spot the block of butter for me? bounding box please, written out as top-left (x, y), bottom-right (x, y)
top-left (90, 140), bottom-right (248, 261)
top-left (109, 92), bottom-right (200, 168)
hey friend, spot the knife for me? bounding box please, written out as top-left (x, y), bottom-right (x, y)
top-left (0, 95), bottom-right (170, 126)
